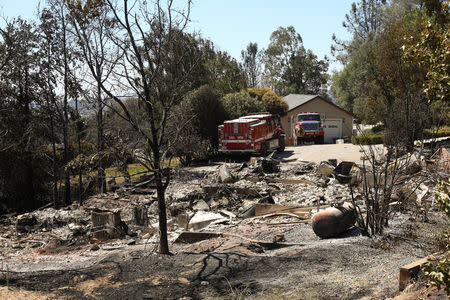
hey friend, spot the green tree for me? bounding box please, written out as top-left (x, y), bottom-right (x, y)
top-left (263, 26), bottom-right (329, 96)
top-left (221, 91), bottom-right (265, 120)
top-left (403, 0), bottom-right (449, 104)
top-left (0, 18), bottom-right (51, 211)
top-left (201, 41), bottom-right (247, 94)
top-left (423, 179), bottom-right (450, 295)
top-left (241, 42), bottom-right (261, 88)
top-left (331, 0), bottom-right (386, 64)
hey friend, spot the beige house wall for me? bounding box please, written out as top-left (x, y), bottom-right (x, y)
top-left (281, 97), bottom-right (354, 143)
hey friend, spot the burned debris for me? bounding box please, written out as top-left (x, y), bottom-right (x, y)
top-left (0, 146), bottom-right (448, 299)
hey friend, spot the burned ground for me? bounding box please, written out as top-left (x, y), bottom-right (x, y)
top-left (0, 145), bottom-right (449, 299)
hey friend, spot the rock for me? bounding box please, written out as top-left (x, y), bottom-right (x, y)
top-left (316, 161), bottom-right (334, 177)
top-left (193, 200), bottom-right (209, 211)
top-left (16, 214), bottom-right (37, 232)
top-left (404, 155), bottom-right (422, 175)
top-left (187, 211), bottom-right (228, 230)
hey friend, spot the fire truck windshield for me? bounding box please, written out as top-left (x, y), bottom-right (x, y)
top-left (298, 114), bottom-right (320, 122)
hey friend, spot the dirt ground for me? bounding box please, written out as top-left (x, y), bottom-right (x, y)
top-left (0, 142), bottom-right (449, 300)
top-left (281, 144), bottom-right (385, 163)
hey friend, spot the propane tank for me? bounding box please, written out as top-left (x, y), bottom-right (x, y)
top-left (312, 202), bottom-right (356, 238)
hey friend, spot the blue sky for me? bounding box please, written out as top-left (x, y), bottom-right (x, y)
top-left (0, 0), bottom-right (354, 72)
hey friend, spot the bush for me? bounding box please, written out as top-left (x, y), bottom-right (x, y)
top-left (423, 126), bottom-right (450, 139)
top-left (422, 179), bottom-right (450, 296)
top-left (351, 134), bottom-right (383, 145)
top-left (247, 87), bottom-right (272, 101)
top-left (261, 90), bottom-right (289, 117)
top-left (169, 85), bottom-right (225, 165)
top-left (371, 124), bottom-right (385, 133)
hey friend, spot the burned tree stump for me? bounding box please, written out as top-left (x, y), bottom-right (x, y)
top-left (91, 210), bottom-right (122, 241)
top-left (133, 206), bottom-right (149, 226)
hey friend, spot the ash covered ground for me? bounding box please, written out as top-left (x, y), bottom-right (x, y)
top-left (0, 150), bottom-right (448, 300)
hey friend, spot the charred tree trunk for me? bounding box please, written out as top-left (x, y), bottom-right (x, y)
top-left (96, 76), bottom-right (106, 194)
top-left (62, 14), bottom-right (71, 206)
top-left (154, 157), bottom-right (169, 255)
top-left (50, 107), bottom-right (58, 207)
top-left (75, 96), bottom-right (83, 205)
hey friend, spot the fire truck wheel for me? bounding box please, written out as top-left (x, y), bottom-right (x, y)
top-left (317, 136), bottom-right (324, 144)
top-left (297, 137), bottom-right (303, 145)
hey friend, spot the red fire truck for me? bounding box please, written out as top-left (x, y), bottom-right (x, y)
top-left (218, 113), bottom-right (285, 155)
top-left (294, 112), bottom-right (324, 144)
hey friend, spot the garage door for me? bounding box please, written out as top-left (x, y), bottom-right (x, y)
top-left (323, 119), bottom-right (342, 144)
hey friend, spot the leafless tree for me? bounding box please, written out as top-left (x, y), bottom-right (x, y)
top-left (66, 0), bottom-right (121, 195)
top-left (68, 0), bottom-right (196, 254)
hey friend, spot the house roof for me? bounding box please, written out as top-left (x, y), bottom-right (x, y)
top-left (283, 94), bottom-right (357, 119)
top-left (284, 94), bottom-right (319, 111)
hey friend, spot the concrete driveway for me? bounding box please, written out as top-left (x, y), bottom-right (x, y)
top-left (277, 143), bottom-right (385, 163)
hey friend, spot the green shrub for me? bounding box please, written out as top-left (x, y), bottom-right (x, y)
top-left (371, 124), bottom-right (385, 133)
top-left (261, 90), bottom-right (289, 117)
top-left (351, 134), bottom-right (383, 145)
top-left (423, 126), bottom-right (450, 139)
top-left (422, 179), bottom-right (450, 296)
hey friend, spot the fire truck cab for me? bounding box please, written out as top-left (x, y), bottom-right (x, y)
top-left (294, 112), bottom-right (325, 144)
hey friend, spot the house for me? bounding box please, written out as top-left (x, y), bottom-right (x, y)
top-left (280, 94), bottom-right (355, 144)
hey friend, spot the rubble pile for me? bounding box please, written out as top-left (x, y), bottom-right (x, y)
top-left (0, 148), bottom-right (446, 262)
